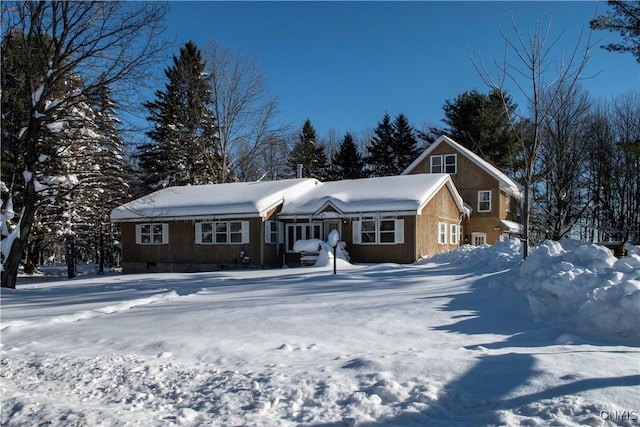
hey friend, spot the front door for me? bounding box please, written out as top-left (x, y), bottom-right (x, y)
top-left (324, 220), bottom-right (342, 241)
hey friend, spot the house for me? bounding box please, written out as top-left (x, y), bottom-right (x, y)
top-left (402, 135), bottom-right (524, 246)
top-left (111, 173), bottom-right (466, 273)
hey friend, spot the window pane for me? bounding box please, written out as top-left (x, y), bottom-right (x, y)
top-left (215, 222), bottom-right (227, 233)
top-left (141, 224), bottom-right (151, 234)
top-left (362, 220), bottom-right (376, 232)
top-left (431, 156), bottom-right (442, 173)
top-left (153, 234), bottom-right (163, 244)
top-left (141, 234), bottom-right (151, 244)
top-left (215, 233), bottom-right (227, 243)
top-left (380, 220), bottom-right (395, 231)
top-left (380, 233), bottom-right (394, 243)
top-left (202, 232), bottom-right (213, 244)
top-left (362, 232), bottom-right (376, 243)
top-left (153, 224), bottom-right (163, 234)
top-left (230, 222), bottom-right (242, 233)
top-left (445, 155), bottom-right (456, 173)
top-left (201, 223), bottom-right (212, 233)
top-left (230, 233), bottom-right (242, 243)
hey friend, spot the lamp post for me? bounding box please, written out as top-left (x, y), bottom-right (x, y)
top-left (328, 229), bottom-right (339, 275)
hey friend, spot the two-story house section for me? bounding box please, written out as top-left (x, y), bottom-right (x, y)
top-left (402, 135), bottom-right (523, 246)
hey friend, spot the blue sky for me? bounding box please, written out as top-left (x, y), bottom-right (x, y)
top-left (159, 1), bottom-right (638, 140)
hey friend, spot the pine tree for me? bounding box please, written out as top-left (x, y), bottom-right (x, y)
top-left (88, 80), bottom-right (131, 271)
top-left (392, 113), bottom-right (421, 173)
top-left (328, 132), bottom-right (366, 181)
top-left (364, 114), bottom-right (395, 177)
top-left (287, 119), bottom-right (329, 180)
top-left (137, 41), bottom-right (219, 193)
top-left (438, 89), bottom-right (519, 172)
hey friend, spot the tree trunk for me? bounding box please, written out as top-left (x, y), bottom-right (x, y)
top-left (98, 226), bottom-right (105, 275)
top-left (1, 180), bottom-right (38, 289)
top-left (66, 237), bottom-right (76, 279)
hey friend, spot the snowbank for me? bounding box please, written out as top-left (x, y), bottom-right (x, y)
top-left (513, 239), bottom-right (640, 341)
top-left (417, 238), bottom-right (523, 272)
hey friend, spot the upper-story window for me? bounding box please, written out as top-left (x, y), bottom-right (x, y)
top-left (430, 154), bottom-right (457, 174)
top-left (478, 190), bottom-right (492, 212)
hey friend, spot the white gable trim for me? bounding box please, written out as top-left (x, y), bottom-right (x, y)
top-left (402, 135), bottom-right (523, 199)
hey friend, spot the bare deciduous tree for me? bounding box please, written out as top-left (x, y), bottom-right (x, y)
top-left (205, 42), bottom-right (282, 182)
top-left (1, 1), bottom-right (168, 288)
top-left (473, 14), bottom-right (594, 258)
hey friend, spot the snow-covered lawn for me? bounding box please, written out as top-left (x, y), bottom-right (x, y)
top-left (1, 240), bottom-right (639, 426)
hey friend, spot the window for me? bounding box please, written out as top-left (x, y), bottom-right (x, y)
top-left (361, 220), bottom-right (377, 243)
top-left (430, 155), bottom-right (442, 173)
top-left (505, 195), bottom-right (511, 213)
top-left (196, 221), bottom-right (249, 245)
top-left (450, 224), bottom-right (459, 245)
top-left (438, 222), bottom-right (447, 244)
top-left (353, 219), bottom-right (404, 245)
top-left (286, 223), bottom-right (323, 252)
top-left (472, 232), bottom-right (486, 246)
top-left (478, 190), bottom-right (491, 212)
top-left (136, 223), bottom-right (169, 245)
top-left (265, 220), bottom-right (283, 244)
top-left (430, 154), bottom-right (457, 174)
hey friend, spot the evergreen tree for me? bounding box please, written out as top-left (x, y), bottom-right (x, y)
top-left (364, 113), bottom-right (420, 176)
top-left (438, 89), bottom-right (519, 171)
top-left (328, 132), bottom-right (366, 181)
top-left (137, 41), bottom-right (219, 193)
top-left (364, 114), bottom-right (395, 177)
top-left (590, 0), bottom-right (640, 63)
top-left (392, 113), bottom-right (421, 173)
top-left (287, 119), bottom-right (329, 180)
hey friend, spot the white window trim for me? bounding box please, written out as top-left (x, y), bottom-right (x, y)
top-left (353, 218), bottom-right (404, 245)
top-left (265, 220), bottom-right (284, 244)
top-left (430, 154), bottom-right (457, 174)
top-left (472, 232), bottom-right (487, 246)
top-left (285, 222), bottom-right (324, 253)
top-left (444, 154), bottom-right (457, 174)
top-left (450, 223), bottom-right (459, 245)
top-left (135, 223), bottom-right (169, 245)
top-left (478, 190), bottom-right (492, 212)
top-left (438, 222), bottom-right (447, 245)
top-left (430, 155), bottom-right (443, 173)
top-left (196, 220), bottom-right (249, 245)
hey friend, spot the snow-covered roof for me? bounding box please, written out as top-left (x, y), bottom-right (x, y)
top-left (110, 178), bottom-right (320, 222)
top-left (279, 174), bottom-right (465, 218)
top-left (500, 219), bottom-right (524, 235)
top-left (402, 135), bottom-right (523, 198)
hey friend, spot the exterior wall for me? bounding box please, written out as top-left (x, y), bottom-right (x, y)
top-left (407, 141), bottom-right (517, 245)
top-left (347, 215), bottom-right (416, 264)
top-left (119, 214), bottom-right (282, 274)
top-left (415, 185), bottom-right (461, 258)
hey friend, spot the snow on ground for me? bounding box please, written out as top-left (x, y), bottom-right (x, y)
top-left (1, 240), bottom-right (639, 426)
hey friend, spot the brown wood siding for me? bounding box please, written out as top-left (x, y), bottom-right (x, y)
top-left (346, 215), bottom-right (416, 264)
top-left (119, 216), bottom-right (279, 273)
top-left (416, 184), bottom-right (461, 258)
top-left (407, 141), bottom-right (510, 245)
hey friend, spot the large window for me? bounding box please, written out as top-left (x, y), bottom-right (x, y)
top-left (196, 221), bottom-right (249, 245)
top-left (478, 190), bottom-right (492, 212)
top-left (135, 223), bottom-right (169, 245)
top-left (353, 218), bottom-right (404, 245)
top-left (286, 223), bottom-right (323, 252)
top-left (430, 154), bottom-right (457, 174)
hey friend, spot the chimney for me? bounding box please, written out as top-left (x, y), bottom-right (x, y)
top-left (297, 164), bottom-right (303, 178)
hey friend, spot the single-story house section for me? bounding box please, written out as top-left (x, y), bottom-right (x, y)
top-left (111, 174), bottom-right (466, 273)
top-left (111, 178), bottom-right (319, 274)
top-left (279, 174), bottom-right (466, 264)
